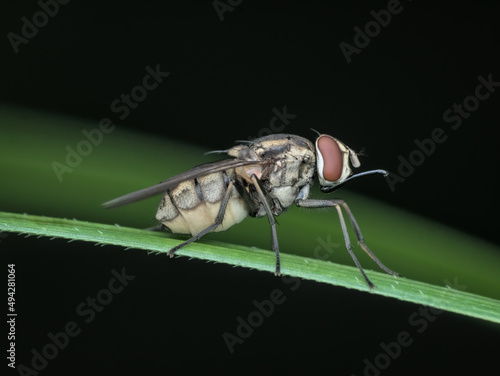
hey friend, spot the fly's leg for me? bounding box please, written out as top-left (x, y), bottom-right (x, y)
top-left (144, 224), bottom-right (165, 232)
top-left (167, 181), bottom-right (236, 257)
top-left (250, 174), bottom-right (281, 276)
top-left (296, 198), bottom-right (374, 288)
top-left (296, 198), bottom-right (398, 289)
top-left (334, 199), bottom-right (399, 277)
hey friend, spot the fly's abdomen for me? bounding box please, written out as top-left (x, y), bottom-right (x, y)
top-left (155, 172), bottom-right (248, 235)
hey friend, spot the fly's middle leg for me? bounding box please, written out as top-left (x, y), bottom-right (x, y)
top-left (167, 181), bottom-right (236, 257)
top-left (250, 174), bottom-right (281, 276)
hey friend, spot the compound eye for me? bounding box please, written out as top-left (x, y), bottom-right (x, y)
top-left (317, 135), bottom-right (343, 182)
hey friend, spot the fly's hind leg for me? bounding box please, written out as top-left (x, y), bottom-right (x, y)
top-left (144, 224), bottom-right (165, 232)
top-left (167, 181), bottom-right (236, 257)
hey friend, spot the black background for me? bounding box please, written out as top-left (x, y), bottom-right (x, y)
top-left (2, 1), bottom-right (500, 375)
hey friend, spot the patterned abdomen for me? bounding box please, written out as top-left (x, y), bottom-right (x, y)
top-left (155, 171), bottom-right (248, 235)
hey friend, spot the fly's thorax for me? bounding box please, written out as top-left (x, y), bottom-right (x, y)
top-left (230, 134), bottom-right (316, 213)
top-left (228, 134), bottom-right (315, 162)
top-left (155, 170), bottom-right (248, 235)
top-left (264, 153), bottom-right (315, 209)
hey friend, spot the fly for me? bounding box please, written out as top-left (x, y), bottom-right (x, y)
top-left (103, 133), bottom-right (398, 289)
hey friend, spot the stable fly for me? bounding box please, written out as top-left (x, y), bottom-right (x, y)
top-left (103, 133), bottom-right (398, 289)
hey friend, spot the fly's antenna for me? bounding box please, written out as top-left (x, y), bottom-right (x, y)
top-left (357, 147), bottom-right (367, 157)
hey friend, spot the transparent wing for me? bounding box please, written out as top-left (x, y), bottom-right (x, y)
top-left (102, 159), bottom-right (266, 208)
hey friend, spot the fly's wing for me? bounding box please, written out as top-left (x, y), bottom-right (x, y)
top-left (102, 159), bottom-right (267, 208)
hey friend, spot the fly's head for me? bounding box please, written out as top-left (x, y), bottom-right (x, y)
top-left (315, 134), bottom-right (362, 193)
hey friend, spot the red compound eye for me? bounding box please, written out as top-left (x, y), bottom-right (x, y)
top-left (317, 135), bottom-right (343, 182)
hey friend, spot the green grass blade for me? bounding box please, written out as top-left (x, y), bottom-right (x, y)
top-left (1, 211), bottom-right (500, 324)
top-left (2, 105), bottom-right (500, 325)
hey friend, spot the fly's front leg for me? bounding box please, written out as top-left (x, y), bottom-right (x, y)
top-left (335, 199), bottom-right (399, 277)
top-left (167, 181), bottom-right (236, 257)
top-left (250, 174), bottom-right (281, 276)
top-left (296, 198), bottom-right (398, 289)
